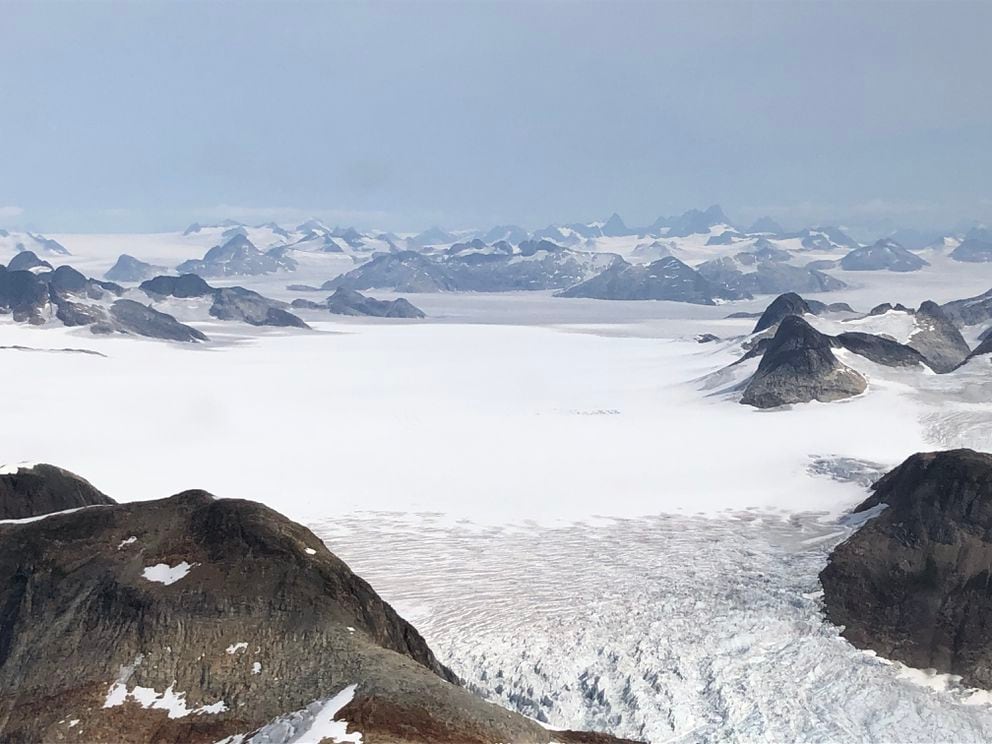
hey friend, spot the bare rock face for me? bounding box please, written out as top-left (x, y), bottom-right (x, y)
top-left (325, 288), bottom-right (426, 318)
top-left (105, 255), bottom-right (169, 283)
top-left (752, 292), bottom-right (812, 333)
top-left (820, 449), bottom-right (992, 689)
top-left (0, 463), bottom-right (114, 520)
top-left (740, 315), bottom-right (867, 408)
top-left (109, 299), bottom-right (208, 342)
top-left (904, 300), bottom-right (972, 373)
top-left (209, 287), bottom-right (309, 329)
top-left (0, 482), bottom-right (634, 743)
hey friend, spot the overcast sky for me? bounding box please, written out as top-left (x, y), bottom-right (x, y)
top-left (2, 1), bottom-right (990, 235)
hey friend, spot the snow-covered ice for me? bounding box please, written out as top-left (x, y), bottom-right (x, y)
top-left (142, 562), bottom-right (194, 585)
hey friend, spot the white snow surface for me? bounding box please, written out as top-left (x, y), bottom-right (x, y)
top-left (216, 684), bottom-right (361, 744)
top-left (142, 561), bottom-right (194, 585)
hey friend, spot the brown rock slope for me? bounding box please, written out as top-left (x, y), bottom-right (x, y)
top-left (821, 449), bottom-right (992, 688)
top-left (0, 462), bottom-right (115, 520)
top-left (0, 483), bottom-right (638, 743)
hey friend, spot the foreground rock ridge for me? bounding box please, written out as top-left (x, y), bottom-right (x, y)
top-left (821, 449), bottom-right (992, 689)
top-left (0, 471), bottom-right (635, 743)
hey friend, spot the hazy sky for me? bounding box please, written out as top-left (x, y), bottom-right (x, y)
top-left (2, 1), bottom-right (990, 235)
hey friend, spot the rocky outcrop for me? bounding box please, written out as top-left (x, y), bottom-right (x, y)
top-left (0, 269), bottom-right (50, 324)
top-left (840, 238), bottom-right (929, 272)
top-left (177, 235), bottom-right (297, 277)
top-left (820, 449), bottom-right (992, 689)
top-left (904, 301), bottom-right (971, 373)
top-left (0, 463), bottom-right (115, 520)
top-left (0, 482), bottom-right (632, 744)
top-left (209, 287), bottom-right (309, 329)
top-left (325, 288), bottom-right (426, 318)
top-left (950, 238), bottom-right (992, 263)
top-left (740, 315), bottom-right (867, 408)
top-left (108, 300), bottom-right (208, 342)
top-left (752, 292), bottom-right (812, 333)
top-left (105, 255), bottom-right (168, 283)
top-left (6, 250), bottom-right (53, 273)
top-left (557, 256), bottom-right (735, 303)
top-left (139, 273), bottom-right (214, 298)
top-left (327, 243), bottom-right (618, 294)
top-left (942, 287), bottom-right (992, 327)
top-left (834, 332), bottom-right (928, 368)
top-left (326, 251), bottom-right (457, 293)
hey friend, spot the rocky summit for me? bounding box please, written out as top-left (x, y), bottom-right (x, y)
top-left (740, 315), bottom-right (867, 408)
top-left (0, 463), bottom-right (114, 520)
top-left (821, 449), bottom-right (992, 689)
top-left (0, 471), bottom-right (635, 744)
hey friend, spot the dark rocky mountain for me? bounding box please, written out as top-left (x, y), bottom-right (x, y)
top-left (752, 292), bottom-right (813, 333)
top-left (0, 463), bottom-right (114, 520)
top-left (942, 287), bottom-right (992, 328)
top-left (140, 273), bottom-right (214, 298)
top-left (740, 315), bottom-right (867, 408)
top-left (799, 226), bottom-right (860, 251)
top-left (210, 287), bottom-right (309, 329)
top-left (820, 449), bottom-right (992, 690)
top-left (177, 234), bottom-right (297, 277)
top-left (834, 332), bottom-right (929, 368)
top-left (327, 242), bottom-right (617, 294)
top-left (903, 301), bottom-right (971, 373)
top-left (481, 224), bottom-right (529, 245)
top-left (0, 268), bottom-right (51, 323)
top-left (7, 250), bottom-right (53, 273)
top-left (326, 251), bottom-right (457, 293)
top-left (840, 238), bottom-right (929, 272)
top-left (601, 212), bottom-right (631, 237)
top-left (106, 300), bottom-right (208, 342)
top-left (629, 240), bottom-right (672, 263)
top-left (698, 257), bottom-right (845, 298)
top-left (664, 205), bottom-right (730, 238)
top-left (324, 288), bottom-right (426, 318)
top-left (967, 333), bottom-right (992, 360)
top-left (14, 233), bottom-right (70, 256)
top-left (739, 238), bottom-right (792, 264)
top-left (557, 256), bottom-right (736, 304)
top-left (105, 254), bottom-right (168, 283)
top-left (950, 238), bottom-right (992, 263)
top-left (868, 302), bottom-right (912, 316)
top-left (0, 478), bottom-right (632, 743)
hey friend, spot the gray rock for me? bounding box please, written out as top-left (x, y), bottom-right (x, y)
top-left (557, 256), bottom-right (734, 304)
top-left (752, 292), bottom-right (812, 333)
top-left (950, 238), bottom-right (992, 263)
top-left (108, 299), bottom-right (208, 342)
top-left (904, 301), bottom-right (971, 373)
top-left (105, 254), bottom-right (168, 283)
top-left (840, 238), bottom-right (928, 272)
top-left (820, 449), bottom-right (992, 689)
top-left (942, 287), bottom-right (992, 327)
top-left (740, 315), bottom-right (867, 408)
top-left (325, 288), bottom-right (426, 318)
top-left (177, 234), bottom-right (297, 277)
top-left (139, 273), bottom-right (215, 298)
top-left (0, 269), bottom-right (49, 324)
top-left (210, 287), bottom-right (309, 329)
top-left (834, 332), bottom-right (928, 368)
top-left (326, 251), bottom-right (457, 293)
top-left (6, 251), bottom-right (52, 273)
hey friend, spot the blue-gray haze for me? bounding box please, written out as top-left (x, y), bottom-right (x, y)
top-left (1, 0), bottom-right (990, 236)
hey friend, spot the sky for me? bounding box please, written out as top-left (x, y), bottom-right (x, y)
top-left (1, 0), bottom-right (990, 236)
